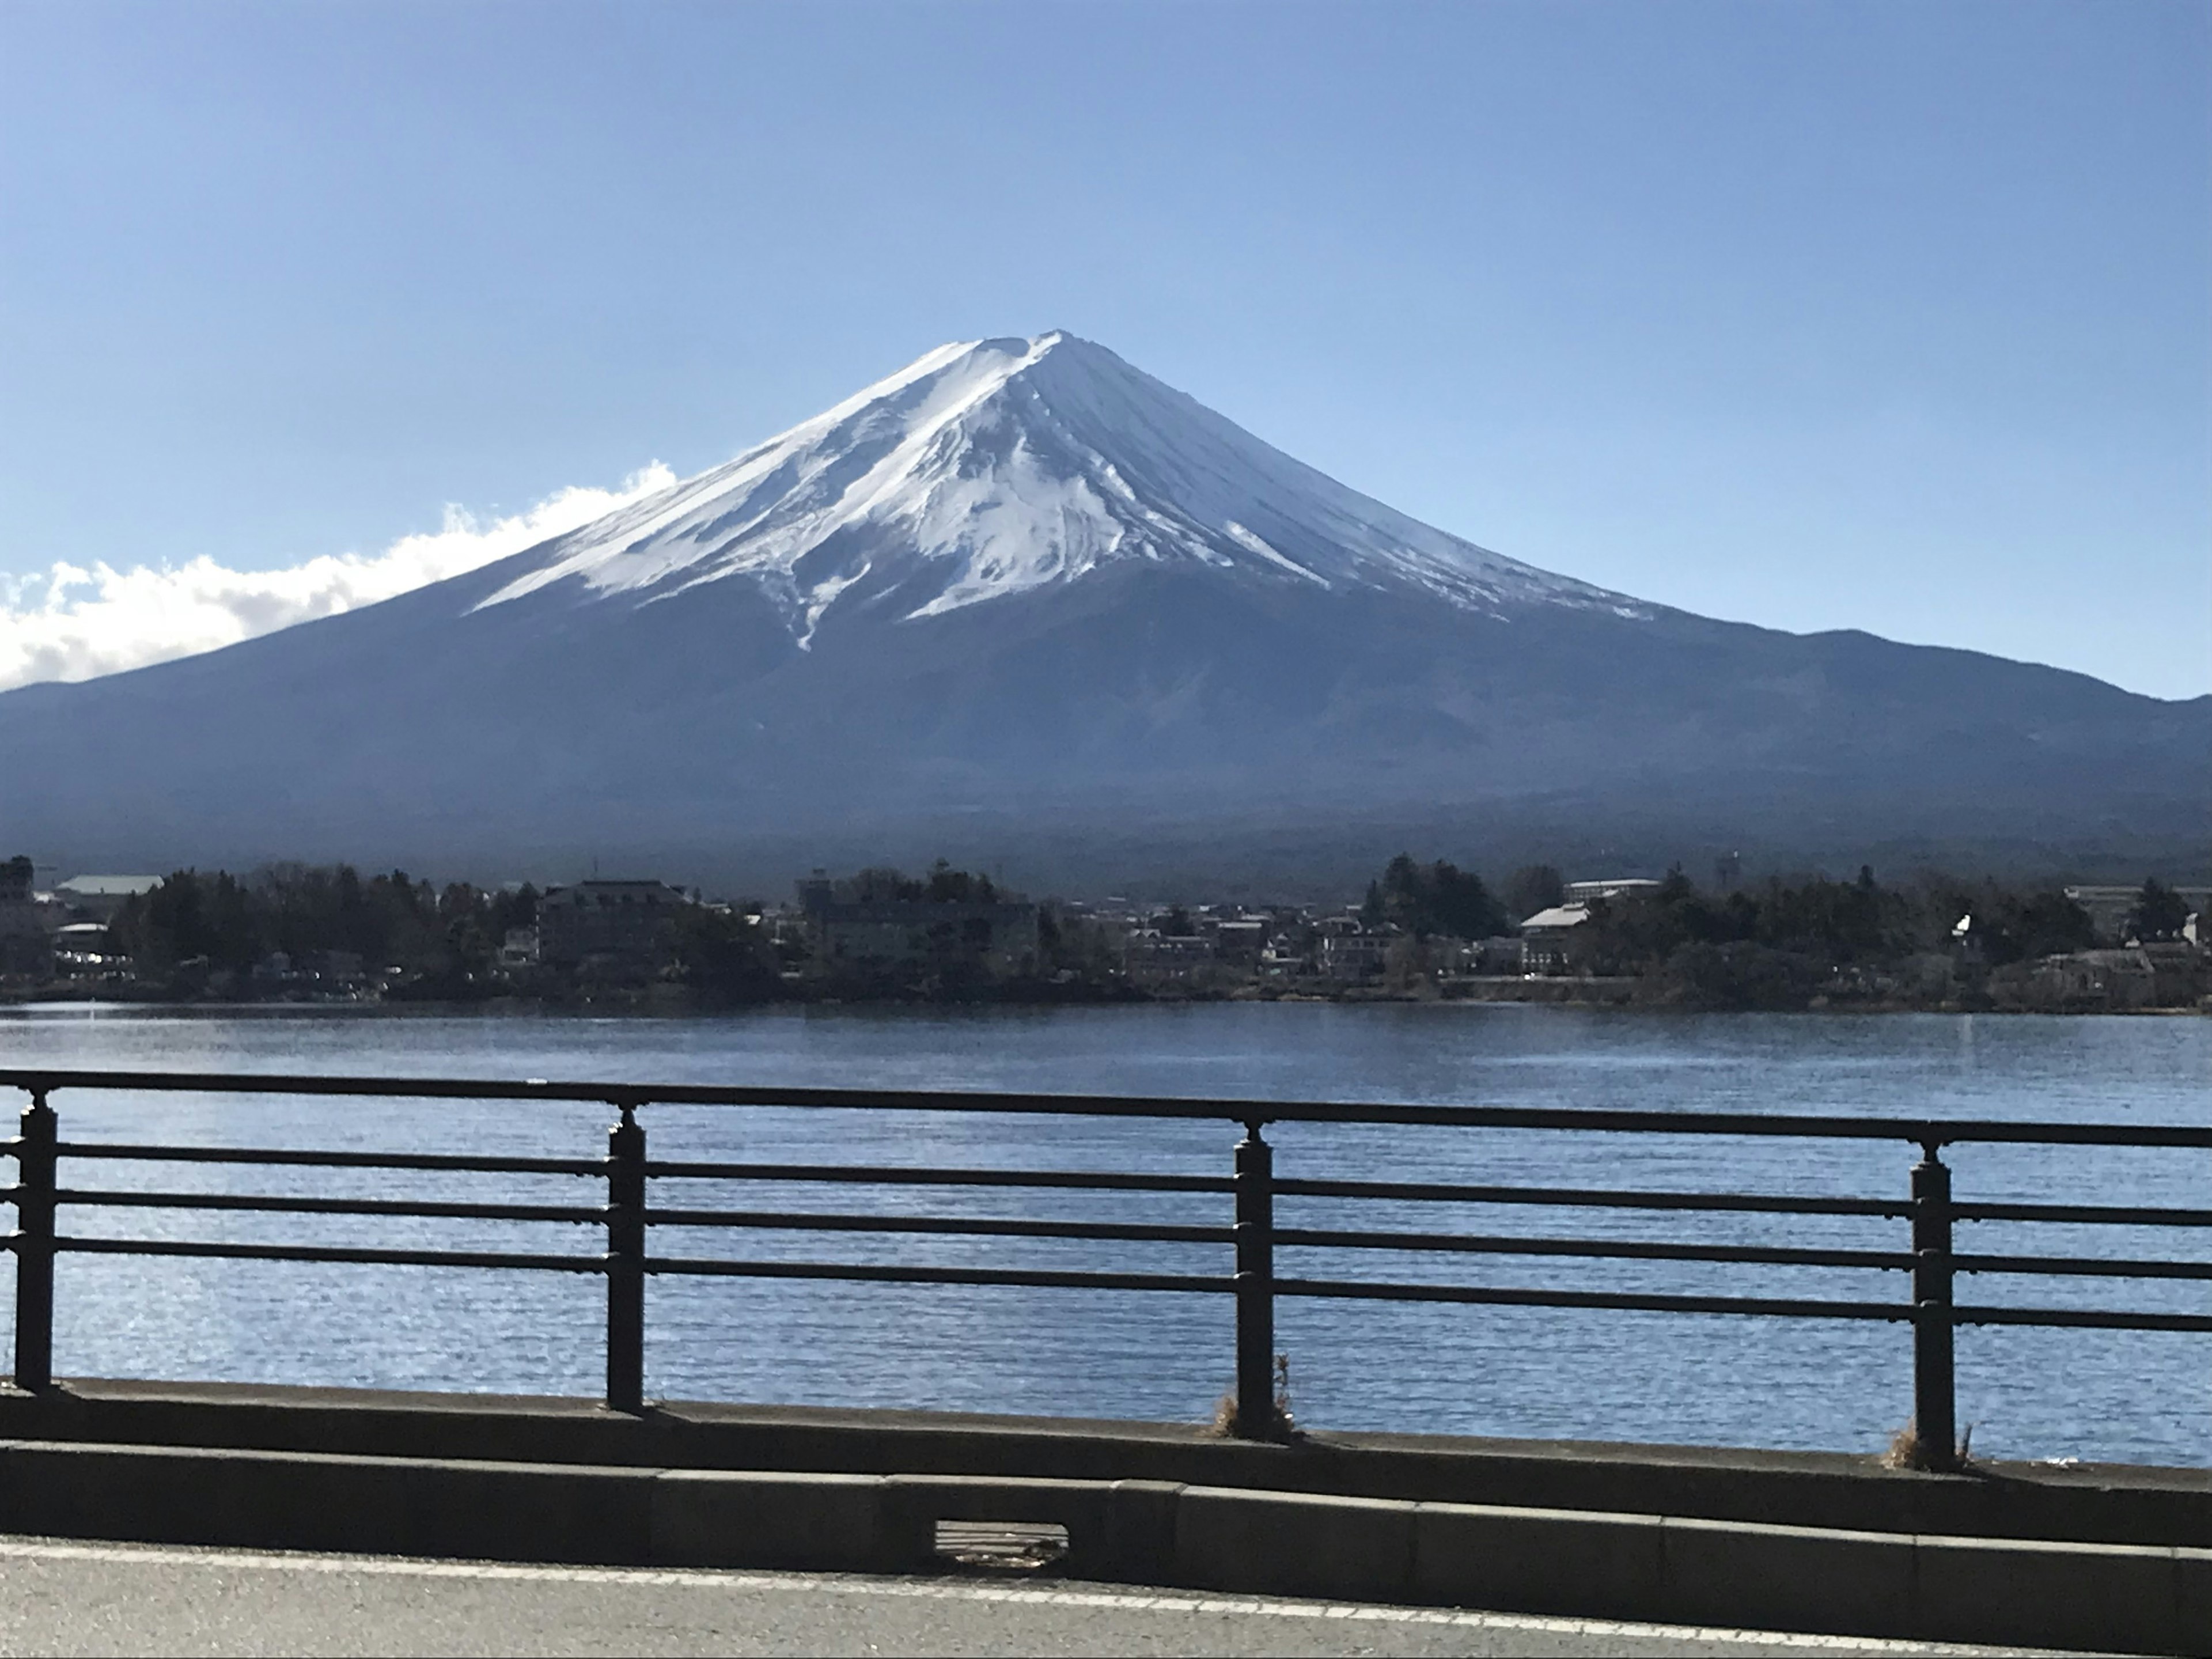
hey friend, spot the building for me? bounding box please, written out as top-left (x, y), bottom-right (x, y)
top-left (1996, 949), bottom-right (2163, 1013)
top-left (1209, 918), bottom-right (1268, 965)
top-left (51, 921), bottom-right (122, 976)
top-left (54, 875), bottom-right (162, 922)
top-left (1123, 929), bottom-right (1214, 986)
top-left (2063, 885), bottom-right (2212, 944)
top-left (1564, 878), bottom-right (1662, 905)
top-left (1512, 879), bottom-right (1662, 975)
top-left (538, 880), bottom-right (694, 975)
top-left (796, 877), bottom-right (1039, 978)
top-left (0, 856), bottom-right (51, 976)
top-left (1317, 930), bottom-right (1392, 982)
top-left (1519, 904), bottom-right (1590, 974)
top-left (1469, 935), bottom-right (1527, 974)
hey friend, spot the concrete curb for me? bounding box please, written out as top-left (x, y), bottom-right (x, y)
top-left (6, 1381), bottom-right (2203, 1550)
top-left (0, 1439), bottom-right (2201, 1654)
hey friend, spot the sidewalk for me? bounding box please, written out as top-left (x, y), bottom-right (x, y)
top-left (0, 1536), bottom-right (2080, 1659)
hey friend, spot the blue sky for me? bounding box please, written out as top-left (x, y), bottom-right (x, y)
top-left (2, 0), bottom-right (2206, 697)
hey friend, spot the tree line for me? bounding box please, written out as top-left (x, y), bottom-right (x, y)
top-left (111, 865), bottom-right (540, 992)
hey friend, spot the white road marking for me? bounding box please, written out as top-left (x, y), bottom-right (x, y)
top-left (0, 1535), bottom-right (2052, 1656)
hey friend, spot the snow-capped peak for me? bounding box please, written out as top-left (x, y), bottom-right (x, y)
top-left (477, 331), bottom-right (1645, 640)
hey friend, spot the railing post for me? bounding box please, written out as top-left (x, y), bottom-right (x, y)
top-left (1910, 1139), bottom-right (1956, 1471)
top-left (605, 1101), bottom-right (646, 1414)
top-left (1232, 1117), bottom-right (1279, 1440)
top-left (12, 1089), bottom-right (58, 1392)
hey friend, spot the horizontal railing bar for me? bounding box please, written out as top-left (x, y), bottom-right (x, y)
top-left (7, 1068), bottom-right (2206, 1146)
top-left (1275, 1277), bottom-right (1910, 1321)
top-left (1277, 1178), bottom-right (1907, 1217)
top-left (1955, 1305), bottom-right (2212, 1334)
top-left (645, 1209), bottom-right (1230, 1244)
top-left (643, 1256), bottom-right (1229, 1294)
top-left (1953, 1253), bottom-right (2212, 1281)
top-left (644, 1161), bottom-right (1232, 1194)
top-left (1275, 1228), bottom-right (1914, 1271)
top-left (53, 1235), bottom-right (603, 1273)
top-left (1956, 1202), bottom-right (2212, 1228)
top-left (56, 1142), bottom-right (605, 1176)
top-left (55, 1190), bottom-right (607, 1225)
top-left (641, 1256), bottom-right (1906, 1319)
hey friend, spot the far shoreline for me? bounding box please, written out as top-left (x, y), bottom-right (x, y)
top-left (3, 988), bottom-right (2204, 1018)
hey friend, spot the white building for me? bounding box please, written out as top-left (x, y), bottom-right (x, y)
top-left (55, 874), bottom-right (162, 922)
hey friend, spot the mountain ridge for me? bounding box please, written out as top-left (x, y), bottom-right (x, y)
top-left (467, 331), bottom-right (1649, 643)
top-left (1, 332), bottom-right (2203, 887)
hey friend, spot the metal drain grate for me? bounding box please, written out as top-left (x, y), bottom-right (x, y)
top-left (933, 1520), bottom-right (1071, 1574)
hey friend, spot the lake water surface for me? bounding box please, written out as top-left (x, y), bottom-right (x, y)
top-left (1, 1003), bottom-right (2204, 1466)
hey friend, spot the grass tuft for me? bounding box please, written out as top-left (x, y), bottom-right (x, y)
top-left (1883, 1418), bottom-right (1979, 1472)
top-left (1207, 1353), bottom-right (1298, 1440)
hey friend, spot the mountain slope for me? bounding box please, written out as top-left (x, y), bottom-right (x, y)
top-left (470, 332), bottom-right (1643, 637)
top-left (2, 332), bottom-right (2203, 887)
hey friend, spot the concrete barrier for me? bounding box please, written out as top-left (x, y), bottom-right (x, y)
top-left (1176, 1488), bottom-right (1416, 1601)
top-left (1, 1437), bottom-right (2203, 1654)
top-left (0, 1439), bottom-right (654, 1564)
top-left (1910, 1531), bottom-right (2201, 1656)
top-left (1656, 1514), bottom-right (1918, 1637)
top-left (1413, 1501), bottom-right (1665, 1621)
top-left (650, 1470), bottom-right (887, 1571)
top-left (6, 1381), bottom-right (2203, 1551)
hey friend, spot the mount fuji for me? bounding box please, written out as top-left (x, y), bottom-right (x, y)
top-left (2, 332), bottom-right (2204, 889)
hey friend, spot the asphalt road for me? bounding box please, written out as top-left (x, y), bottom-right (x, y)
top-left (0, 1536), bottom-right (2071, 1659)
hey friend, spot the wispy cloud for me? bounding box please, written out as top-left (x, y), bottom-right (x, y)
top-left (0, 464), bottom-right (677, 693)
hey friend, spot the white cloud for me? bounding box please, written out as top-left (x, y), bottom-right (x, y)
top-left (0, 464), bottom-right (677, 692)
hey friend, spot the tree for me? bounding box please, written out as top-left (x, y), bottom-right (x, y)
top-left (672, 906), bottom-right (781, 1002)
top-left (112, 869), bottom-right (259, 974)
top-left (1359, 881), bottom-right (1386, 929)
top-left (1505, 864), bottom-right (1565, 923)
top-left (1368, 854), bottom-right (1508, 940)
top-left (2012, 891), bottom-right (2094, 958)
top-left (843, 866), bottom-right (923, 903)
top-left (2129, 878), bottom-right (2190, 943)
top-left (923, 858), bottom-right (999, 904)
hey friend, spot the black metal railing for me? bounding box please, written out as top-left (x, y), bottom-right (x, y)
top-left (3, 1067), bottom-right (2207, 1462)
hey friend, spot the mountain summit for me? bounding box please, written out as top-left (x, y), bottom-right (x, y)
top-left (475, 332), bottom-right (1641, 642)
top-left (1, 334), bottom-right (2203, 886)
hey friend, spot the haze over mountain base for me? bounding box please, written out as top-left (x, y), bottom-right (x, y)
top-left (3, 334), bottom-right (2203, 891)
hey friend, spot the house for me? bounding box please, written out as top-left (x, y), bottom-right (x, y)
top-left (1317, 930), bottom-right (1392, 982)
top-left (1997, 949), bottom-right (2161, 1012)
top-left (2063, 885), bottom-right (2212, 944)
top-left (538, 880), bottom-right (694, 975)
top-left (51, 921), bottom-right (122, 976)
top-left (54, 874), bottom-right (162, 922)
top-left (796, 877), bottom-right (1039, 978)
top-left (1123, 929), bottom-right (1214, 986)
top-left (1210, 918), bottom-right (1268, 965)
top-left (1519, 903), bottom-right (1590, 974)
top-left (1470, 935), bottom-right (1527, 974)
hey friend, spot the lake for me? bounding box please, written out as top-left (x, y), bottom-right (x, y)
top-left (1, 1002), bottom-right (2204, 1467)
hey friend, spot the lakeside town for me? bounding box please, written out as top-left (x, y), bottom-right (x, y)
top-left (2, 853), bottom-right (2205, 1014)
